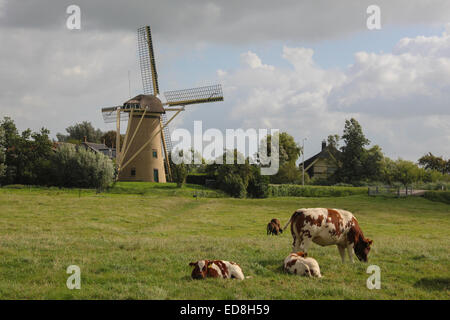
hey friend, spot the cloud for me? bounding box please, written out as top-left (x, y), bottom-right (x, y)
top-left (218, 28), bottom-right (450, 160)
top-left (0, 1), bottom-right (449, 162)
top-left (240, 51), bottom-right (274, 70)
top-left (0, 28), bottom-right (140, 136)
top-left (1, 0), bottom-right (450, 44)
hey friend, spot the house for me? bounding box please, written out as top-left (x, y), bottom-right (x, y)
top-left (81, 141), bottom-right (116, 159)
top-left (299, 140), bottom-right (340, 179)
top-left (52, 139), bottom-right (116, 159)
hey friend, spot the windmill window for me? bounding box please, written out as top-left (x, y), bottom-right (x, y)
top-left (152, 149), bottom-right (158, 158)
top-left (131, 168), bottom-right (136, 176)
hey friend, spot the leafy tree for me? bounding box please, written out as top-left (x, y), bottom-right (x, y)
top-left (361, 145), bottom-right (384, 181)
top-left (260, 132), bottom-right (302, 184)
top-left (57, 121), bottom-right (103, 143)
top-left (247, 165), bottom-right (269, 198)
top-left (335, 118), bottom-right (370, 183)
top-left (205, 149), bottom-right (252, 198)
top-left (327, 134), bottom-right (340, 149)
top-left (169, 150), bottom-right (190, 187)
top-left (271, 161), bottom-right (303, 184)
top-left (101, 131), bottom-right (124, 148)
top-left (380, 157), bottom-right (397, 185)
top-left (418, 153), bottom-right (449, 174)
top-left (0, 117), bottom-right (52, 185)
top-left (393, 159), bottom-right (421, 187)
top-left (0, 126), bottom-right (6, 179)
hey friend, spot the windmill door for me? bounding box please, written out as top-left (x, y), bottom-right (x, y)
top-left (153, 169), bottom-right (159, 182)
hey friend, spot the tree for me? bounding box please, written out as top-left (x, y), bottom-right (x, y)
top-left (361, 145), bottom-right (384, 181)
top-left (0, 126), bottom-right (6, 179)
top-left (336, 118), bottom-right (370, 183)
top-left (0, 117), bottom-right (52, 185)
top-left (205, 149), bottom-right (252, 198)
top-left (247, 165), bottom-right (269, 198)
top-left (393, 159), bottom-right (421, 188)
top-left (418, 153), bottom-right (449, 174)
top-left (169, 150), bottom-right (190, 188)
top-left (101, 130), bottom-right (124, 148)
top-left (57, 121), bottom-right (103, 143)
top-left (270, 161), bottom-right (303, 184)
top-left (260, 132), bottom-right (302, 184)
top-left (327, 134), bottom-right (340, 149)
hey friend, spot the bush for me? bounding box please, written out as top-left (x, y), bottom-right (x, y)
top-left (219, 173), bottom-right (247, 198)
top-left (423, 191), bottom-right (450, 204)
top-left (268, 184), bottom-right (367, 197)
top-left (51, 144), bottom-right (114, 189)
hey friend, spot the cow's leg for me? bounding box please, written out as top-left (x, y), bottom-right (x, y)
top-left (337, 245), bottom-right (346, 263)
top-left (346, 244), bottom-right (355, 263)
top-left (293, 233), bottom-right (312, 253)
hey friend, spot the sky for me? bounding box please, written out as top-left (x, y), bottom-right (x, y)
top-left (0, 0), bottom-right (449, 161)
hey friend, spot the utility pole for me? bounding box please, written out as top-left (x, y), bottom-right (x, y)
top-left (302, 138), bottom-right (307, 186)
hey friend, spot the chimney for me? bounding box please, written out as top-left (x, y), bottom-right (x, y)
top-left (321, 140), bottom-right (326, 150)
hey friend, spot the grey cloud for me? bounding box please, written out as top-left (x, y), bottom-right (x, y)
top-left (2, 0), bottom-right (450, 43)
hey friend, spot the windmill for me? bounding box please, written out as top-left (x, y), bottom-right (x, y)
top-left (101, 26), bottom-right (224, 182)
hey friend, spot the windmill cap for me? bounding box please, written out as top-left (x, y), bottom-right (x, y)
top-left (123, 94), bottom-right (165, 113)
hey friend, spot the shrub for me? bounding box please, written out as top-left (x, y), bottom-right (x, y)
top-left (51, 145), bottom-right (114, 189)
top-left (186, 173), bottom-right (211, 185)
top-left (423, 191), bottom-right (450, 204)
top-left (219, 173), bottom-right (247, 198)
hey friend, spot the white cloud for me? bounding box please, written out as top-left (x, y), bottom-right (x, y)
top-left (240, 51), bottom-right (274, 70)
top-left (219, 27), bottom-right (450, 160)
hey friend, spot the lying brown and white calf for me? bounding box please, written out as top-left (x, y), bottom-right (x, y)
top-left (189, 260), bottom-right (245, 280)
top-left (283, 252), bottom-right (322, 278)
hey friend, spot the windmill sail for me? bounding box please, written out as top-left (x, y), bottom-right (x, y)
top-left (137, 26), bottom-right (173, 153)
top-left (164, 84), bottom-right (224, 107)
top-left (101, 106), bottom-right (128, 123)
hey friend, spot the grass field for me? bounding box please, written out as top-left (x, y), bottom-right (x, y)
top-left (0, 182), bottom-right (449, 299)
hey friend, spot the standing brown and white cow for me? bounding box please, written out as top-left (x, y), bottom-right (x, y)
top-left (283, 208), bottom-right (373, 263)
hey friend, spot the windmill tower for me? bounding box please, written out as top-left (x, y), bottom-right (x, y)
top-left (101, 26), bottom-right (224, 182)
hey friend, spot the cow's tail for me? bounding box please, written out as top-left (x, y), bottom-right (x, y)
top-left (283, 212), bottom-right (297, 231)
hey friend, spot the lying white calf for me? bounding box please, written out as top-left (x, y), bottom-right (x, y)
top-left (284, 252), bottom-right (322, 278)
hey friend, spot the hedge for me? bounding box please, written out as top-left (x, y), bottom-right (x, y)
top-left (186, 174), bottom-right (214, 186)
top-left (423, 191), bottom-right (450, 204)
top-left (268, 184), bottom-right (367, 197)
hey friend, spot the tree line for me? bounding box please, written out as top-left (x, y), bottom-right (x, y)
top-left (171, 118), bottom-right (449, 197)
top-left (1, 116), bottom-right (448, 195)
top-left (0, 117), bottom-right (114, 189)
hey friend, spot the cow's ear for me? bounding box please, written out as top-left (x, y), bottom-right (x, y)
top-left (367, 239), bottom-right (373, 246)
top-left (189, 262), bottom-right (197, 267)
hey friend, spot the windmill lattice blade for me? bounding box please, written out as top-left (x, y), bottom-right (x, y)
top-left (101, 107), bottom-right (128, 123)
top-left (164, 84), bottom-right (224, 106)
top-left (138, 26), bottom-right (170, 153)
top-left (138, 26), bottom-right (159, 96)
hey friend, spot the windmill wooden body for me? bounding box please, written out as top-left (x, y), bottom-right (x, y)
top-left (101, 26), bottom-right (223, 182)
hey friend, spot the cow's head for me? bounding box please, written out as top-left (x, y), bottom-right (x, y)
top-left (189, 260), bottom-right (209, 279)
top-left (354, 237), bottom-right (373, 262)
